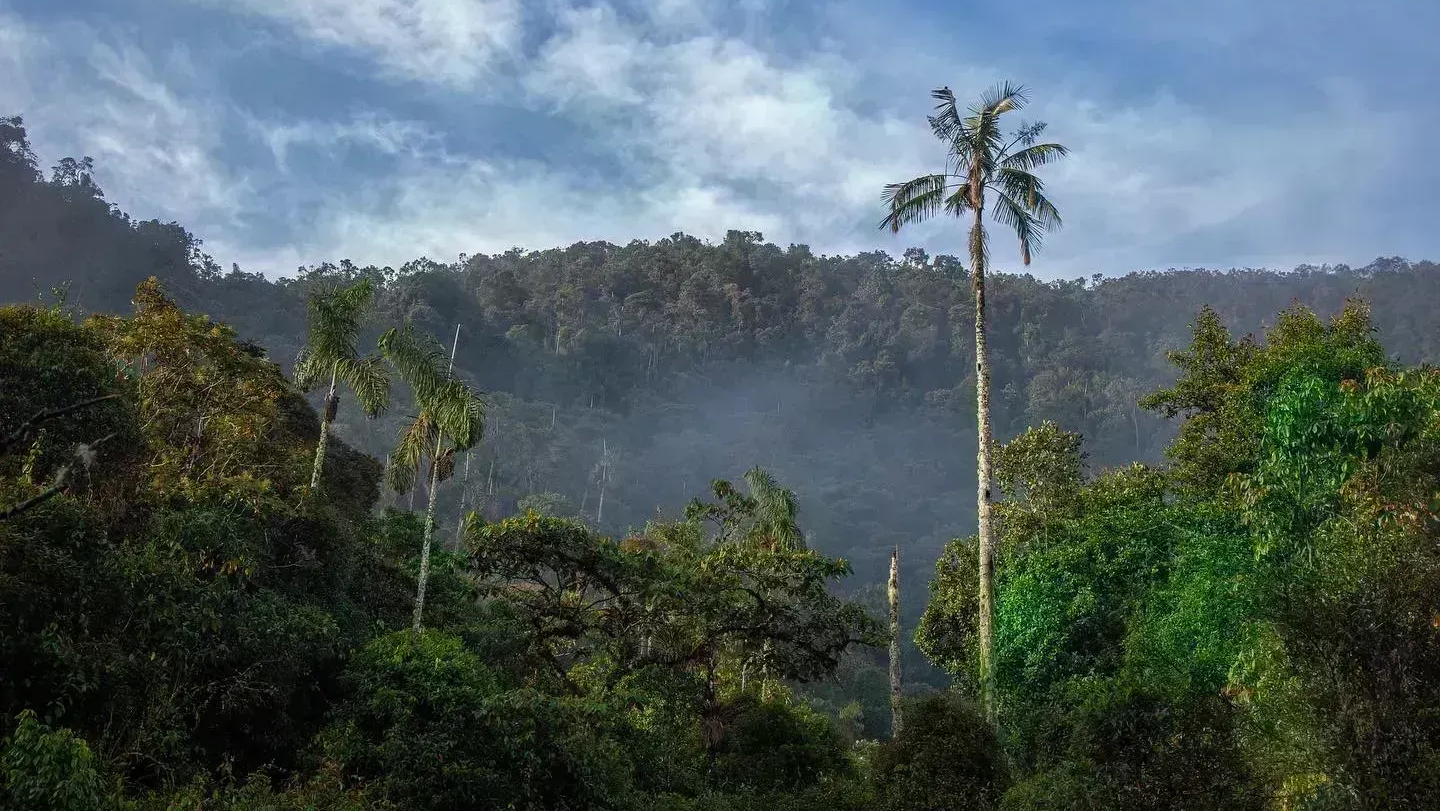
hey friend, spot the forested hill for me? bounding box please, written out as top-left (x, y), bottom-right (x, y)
top-left (4, 115), bottom-right (1440, 597)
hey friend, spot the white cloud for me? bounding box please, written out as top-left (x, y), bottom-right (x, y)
top-left (522, 5), bottom-right (932, 244)
top-left (252, 114), bottom-right (442, 170)
top-left (189, 0), bottom-right (524, 88)
top-left (1, 0), bottom-right (1430, 280)
top-left (0, 14), bottom-right (250, 231)
top-left (83, 43), bottom-right (251, 220)
top-left (228, 141), bottom-right (792, 272)
top-left (524, 4), bottom-right (648, 106)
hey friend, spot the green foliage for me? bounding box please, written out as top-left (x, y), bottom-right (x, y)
top-left (124, 764), bottom-right (392, 811)
top-left (710, 698), bottom-right (854, 796)
top-left (323, 630), bottom-right (634, 811)
top-left (0, 292), bottom-right (881, 810)
top-left (918, 300), bottom-right (1440, 809)
top-left (1141, 301), bottom-right (1386, 495)
top-left (1002, 682), bottom-right (1262, 811)
top-left (91, 277), bottom-right (310, 509)
top-left (871, 692), bottom-right (1006, 811)
top-left (466, 505), bottom-right (878, 692)
top-left (0, 711), bottom-right (109, 811)
top-left (0, 302), bottom-right (140, 516)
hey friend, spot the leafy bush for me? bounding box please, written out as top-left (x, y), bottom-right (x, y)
top-left (872, 693), bottom-right (1006, 811)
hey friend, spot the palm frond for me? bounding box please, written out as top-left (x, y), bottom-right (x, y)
top-left (454, 393), bottom-right (486, 451)
top-left (966, 82), bottom-right (1030, 172)
top-left (291, 348), bottom-right (326, 392)
top-left (304, 278), bottom-right (374, 364)
top-left (944, 186), bottom-right (973, 217)
top-left (388, 411), bottom-right (436, 493)
top-left (379, 325), bottom-right (451, 404)
top-left (976, 82), bottom-right (1030, 117)
top-left (337, 354), bottom-right (391, 418)
top-left (885, 82), bottom-right (1065, 271)
top-left (386, 453), bottom-right (416, 494)
top-left (743, 467), bottom-right (805, 551)
top-left (880, 174), bottom-right (952, 232)
top-left (928, 86), bottom-right (970, 147)
top-left (999, 121), bottom-right (1048, 158)
top-left (430, 380), bottom-right (485, 451)
top-left (997, 167), bottom-right (1063, 230)
top-left (991, 191), bottom-right (1044, 266)
top-left (1000, 142), bottom-right (1069, 173)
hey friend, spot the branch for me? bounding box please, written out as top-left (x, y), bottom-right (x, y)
top-left (2, 393), bottom-right (120, 455)
top-left (0, 467), bottom-right (69, 520)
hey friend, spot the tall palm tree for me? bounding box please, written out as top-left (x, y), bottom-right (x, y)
top-left (379, 324), bottom-right (485, 633)
top-left (293, 278), bottom-right (390, 490)
top-left (881, 83), bottom-right (1067, 723)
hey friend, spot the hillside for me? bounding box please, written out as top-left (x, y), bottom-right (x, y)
top-left (5, 115), bottom-right (1438, 592)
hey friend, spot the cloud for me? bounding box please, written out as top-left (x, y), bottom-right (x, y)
top-left (253, 114), bottom-right (442, 170)
top-left (185, 0), bottom-right (524, 88)
top-left (82, 43), bottom-right (252, 221)
top-left (2, 0), bottom-right (1434, 279)
top-left (0, 12), bottom-right (250, 232)
top-left (223, 122), bottom-right (792, 269)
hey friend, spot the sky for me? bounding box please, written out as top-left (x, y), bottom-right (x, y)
top-left (1, 0), bottom-right (1437, 279)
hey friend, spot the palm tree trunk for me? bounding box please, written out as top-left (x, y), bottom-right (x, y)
top-left (309, 366), bottom-right (338, 489)
top-left (412, 433), bottom-right (444, 634)
top-left (413, 323), bottom-right (462, 634)
top-left (971, 203), bottom-right (998, 725)
top-left (889, 545), bottom-right (904, 737)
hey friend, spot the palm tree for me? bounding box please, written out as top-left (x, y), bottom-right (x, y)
top-left (881, 83), bottom-right (1067, 723)
top-left (742, 466), bottom-right (805, 551)
top-left (293, 278), bottom-right (390, 490)
top-left (379, 324), bottom-right (485, 633)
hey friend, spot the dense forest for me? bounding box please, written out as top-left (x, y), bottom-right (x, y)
top-left (3, 96), bottom-right (1440, 811)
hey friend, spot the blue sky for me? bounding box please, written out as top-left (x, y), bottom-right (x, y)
top-left (2, 0), bottom-right (1436, 279)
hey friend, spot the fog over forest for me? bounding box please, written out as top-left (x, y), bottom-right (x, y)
top-left (5, 124), bottom-right (1437, 598)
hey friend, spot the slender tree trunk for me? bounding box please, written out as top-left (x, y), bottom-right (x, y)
top-left (1132, 404), bottom-right (1142, 456)
top-left (412, 434), bottom-right (444, 633)
top-left (309, 366), bottom-right (338, 489)
top-left (596, 438), bottom-right (608, 525)
top-left (971, 201), bottom-right (998, 725)
top-left (889, 545), bottom-right (904, 737)
top-left (412, 324), bottom-right (461, 634)
top-left (453, 449), bottom-right (471, 546)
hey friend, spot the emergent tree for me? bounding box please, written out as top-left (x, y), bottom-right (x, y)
top-left (881, 82), bottom-right (1067, 722)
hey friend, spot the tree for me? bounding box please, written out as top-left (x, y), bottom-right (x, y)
top-left (888, 545), bottom-right (903, 737)
top-left (293, 278), bottom-right (390, 490)
top-left (743, 465), bottom-right (805, 551)
top-left (881, 83), bottom-right (1068, 722)
top-left (379, 324), bottom-right (484, 633)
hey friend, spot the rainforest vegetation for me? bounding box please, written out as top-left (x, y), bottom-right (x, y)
top-left (3, 82), bottom-right (1440, 811)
